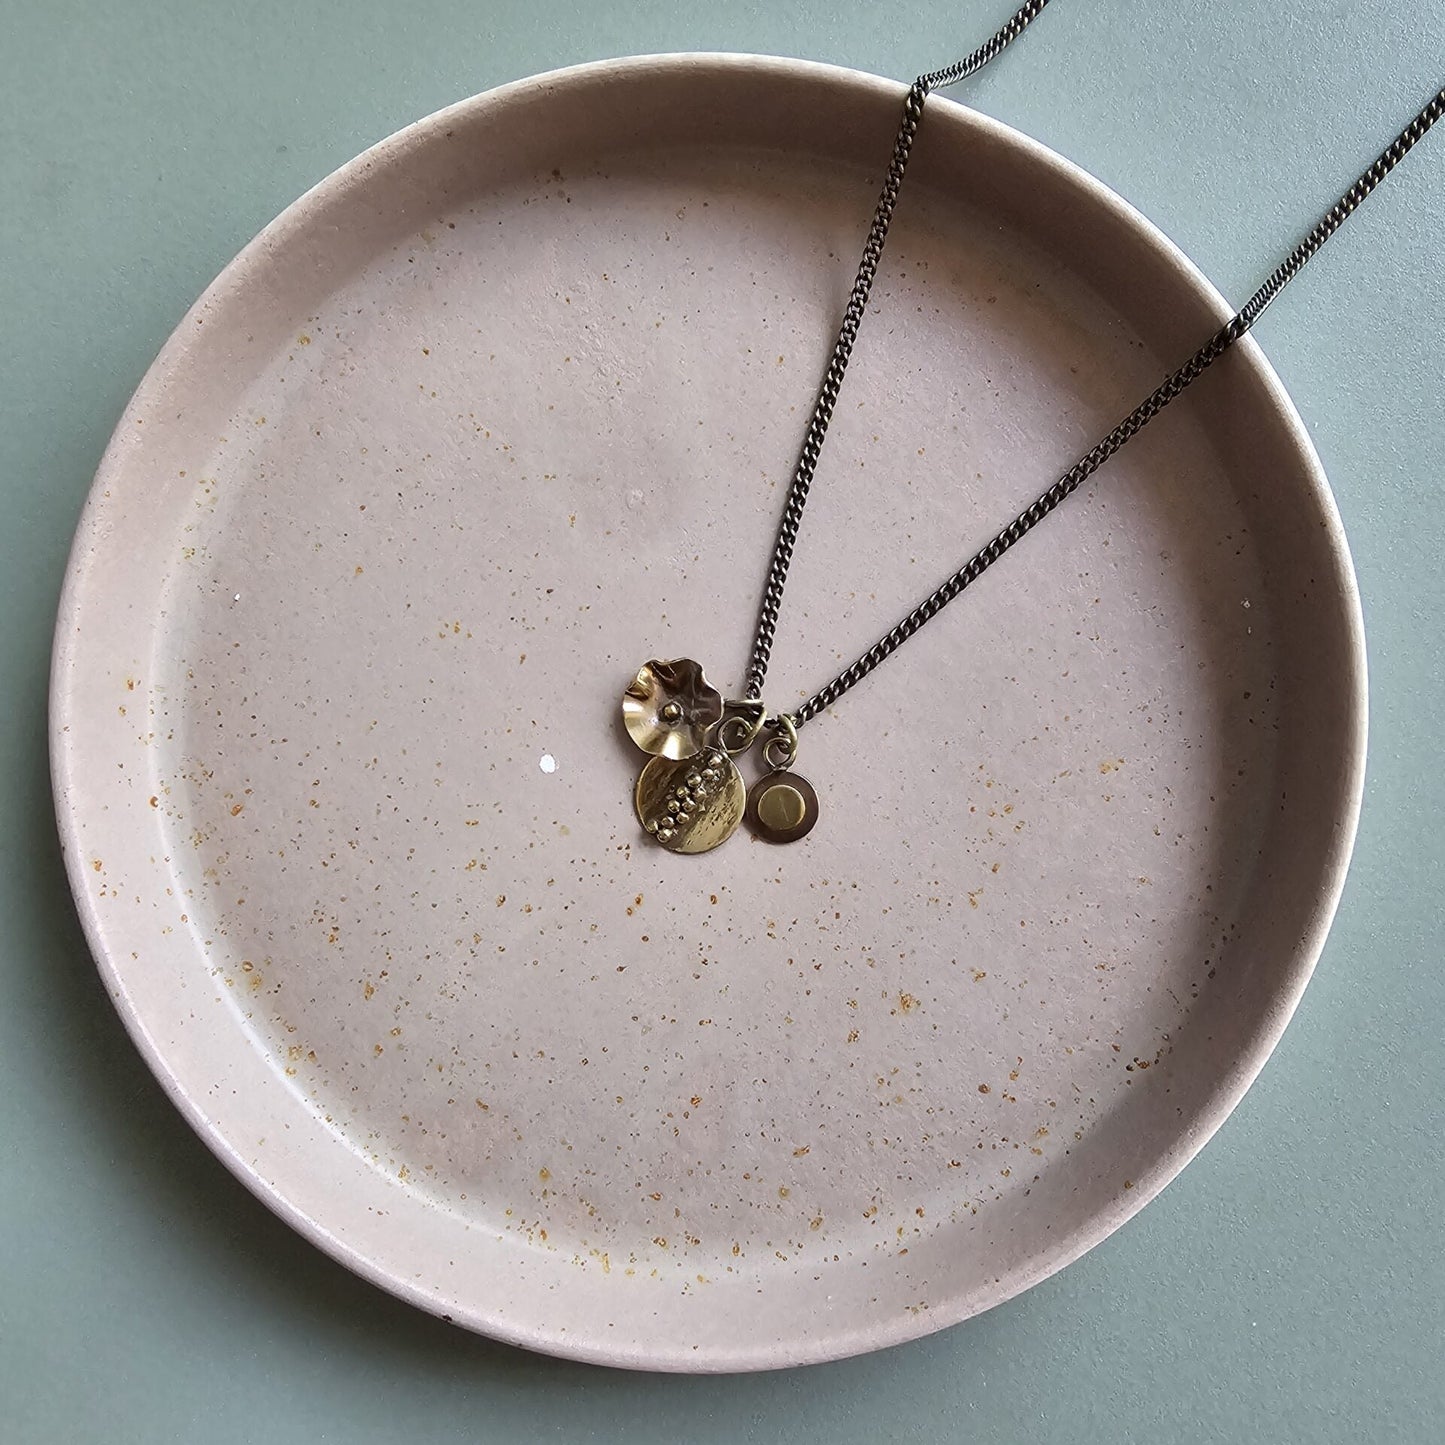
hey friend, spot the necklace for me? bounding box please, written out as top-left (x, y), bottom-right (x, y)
top-left (620, 0), bottom-right (1445, 855)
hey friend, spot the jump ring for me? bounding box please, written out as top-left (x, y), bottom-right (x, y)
top-left (761, 714), bottom-right (799, 770)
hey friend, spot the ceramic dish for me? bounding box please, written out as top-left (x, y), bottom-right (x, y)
top-left (51, 55), bottom-right (1366, 1370)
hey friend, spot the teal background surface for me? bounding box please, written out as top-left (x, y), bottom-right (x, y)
top-left (2, 1), bottom-right (1442, 1440)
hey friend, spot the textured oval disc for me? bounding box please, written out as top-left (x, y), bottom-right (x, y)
top-left (746, 770), bottom-right (819, 843)
top-left (635, 746), bottom-right (745, 854)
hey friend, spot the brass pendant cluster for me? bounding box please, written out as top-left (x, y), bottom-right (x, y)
top-left (622, 658), bottom-right (819, 855)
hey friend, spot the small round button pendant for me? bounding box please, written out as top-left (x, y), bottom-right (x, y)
top-left (746, 770), bottom-right (819, 844)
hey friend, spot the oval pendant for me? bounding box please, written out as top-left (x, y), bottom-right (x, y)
top-left (745, 770), bottom-right (819, 844)
top-left (635, 746), bottom-right (746, 854)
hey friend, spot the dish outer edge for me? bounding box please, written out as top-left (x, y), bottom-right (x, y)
top-left (47, 50), bottom-right (1368, 1372)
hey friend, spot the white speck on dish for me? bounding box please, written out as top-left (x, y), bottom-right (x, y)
top-left (539, 754), bottom-right (557, 774)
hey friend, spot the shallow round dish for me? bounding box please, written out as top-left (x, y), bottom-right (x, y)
top-left (51, 54), bottom-right (1366, 1371)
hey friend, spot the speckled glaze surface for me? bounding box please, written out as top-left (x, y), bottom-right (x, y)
top-left (50, 55), bottom-right (1366, 1371)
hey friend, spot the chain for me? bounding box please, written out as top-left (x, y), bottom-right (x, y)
top-left (789, 83), bottom-right (1445, 726)
top-left (740, 6), bottom-right (1444, 730)
top-left (741, 0), bottom-right (1056, 700)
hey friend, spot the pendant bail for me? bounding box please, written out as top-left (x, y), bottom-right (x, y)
top-left (714, 697), bottom-right (768, 755)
